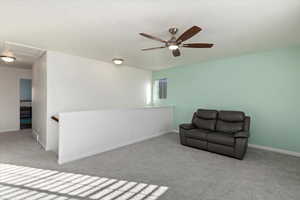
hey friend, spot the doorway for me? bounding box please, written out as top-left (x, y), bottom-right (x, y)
top-left (20, 79), bottom-right (32, 129)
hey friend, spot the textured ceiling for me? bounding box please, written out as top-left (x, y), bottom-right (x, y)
top-left (0, 0), bottom-right (300, 70)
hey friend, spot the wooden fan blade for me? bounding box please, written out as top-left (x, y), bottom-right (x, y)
top-left (172, 49), bottom-right (181, 57)
top-left (139, 33), bottom-right (167, 43)
top-left (176, 26), bottom-right (202, 43)
top-left (141, 46), bottom-right (166, 51)
top-left (183, 43), bottom-right (214, 48)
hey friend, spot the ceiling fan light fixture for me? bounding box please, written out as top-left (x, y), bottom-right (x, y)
top-left (0, 55), bottom-right (16, 63)
top-left (168, 44), bottom-right (179, 50)
top-left (139, 26), bottom-right (213, 57)
top-left (112, 58), bottom-right (124, 65)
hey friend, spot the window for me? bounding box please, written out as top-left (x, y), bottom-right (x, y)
top-left (154, 78), bottom-right (167, 100)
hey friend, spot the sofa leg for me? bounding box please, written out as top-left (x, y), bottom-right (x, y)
top-left (234, 138), bottom-right (248, 160)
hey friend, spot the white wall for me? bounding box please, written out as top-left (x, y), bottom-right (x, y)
top-left (32, 53), bottom-right (47, 148)
top-left (0, 65), bottom-right (32, 132)
top-left (58, 106), bottom-right (173, 164)
top-left (46, 51), bottom-right (152, 151)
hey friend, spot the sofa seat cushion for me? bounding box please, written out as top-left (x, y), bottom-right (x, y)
top-left (216, 120), bottom-right (244, 133)
top-left (207, 132), bottom-right (235, 146)
top-left (184, 129), bottom-right (210, 141)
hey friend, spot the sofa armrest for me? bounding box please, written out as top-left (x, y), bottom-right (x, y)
top-left (179, 123), bottom-right (196, 130)
top-left (234, 131), bottom-right (249, 138)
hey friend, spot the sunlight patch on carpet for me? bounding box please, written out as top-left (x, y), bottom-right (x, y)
top-left (0, 163), bottom-right (168, 200)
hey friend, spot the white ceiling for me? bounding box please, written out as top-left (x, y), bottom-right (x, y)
top-left (0, 41), bottom-right (45, 69)
top-left (1, 0), bottom-right (300, 70)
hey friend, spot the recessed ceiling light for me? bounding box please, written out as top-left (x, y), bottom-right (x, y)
top-left (112, 58), bottom-right (124, 65)
top-left (168, 44), bottom-right (179, 50)
top-left (0, 55), bottom-right (16, 63)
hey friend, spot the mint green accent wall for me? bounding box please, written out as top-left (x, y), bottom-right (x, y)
top-left (153, 46), bottom-right (300, 153)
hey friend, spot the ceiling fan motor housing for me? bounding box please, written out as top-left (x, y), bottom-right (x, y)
top-left (169, 27), bottom-right (178, 35)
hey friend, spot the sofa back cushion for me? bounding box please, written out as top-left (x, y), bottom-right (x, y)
top-left (196, 109), bottom-right (218, 119)
top-left (192, 117), bottom-right (216, 131)
top-left (192, 109), bottom-right (218, 131)
top-left (216, 110), bottom-right (245, 133)
top-left (218, 111), bottom-right (245, 122)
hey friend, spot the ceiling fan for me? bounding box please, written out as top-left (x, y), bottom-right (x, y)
top-left (139, 26), bottom-right (213, 57)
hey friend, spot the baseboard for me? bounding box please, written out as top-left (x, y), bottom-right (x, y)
top-left (31, 129), bottom-right (39, 142)
top-left (172, 129), bottom-right (300, 157)
top-left (39, 140), bottom-right (46, 150)
top-left (249, 144), bottom-right (300, 157)
top-left (0, 129), bottom-right (19, 133)
top-left (32, 129), bottom-right (46, 150)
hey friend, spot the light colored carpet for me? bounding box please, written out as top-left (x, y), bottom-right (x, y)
top-left (0, 130), bottom-right (300, 200)
top-left (0, 163), bottom-right (168, 200)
